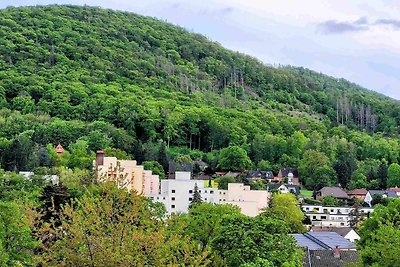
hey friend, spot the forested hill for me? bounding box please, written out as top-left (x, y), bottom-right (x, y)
top-left (1, 5), bottom-right (400, 190)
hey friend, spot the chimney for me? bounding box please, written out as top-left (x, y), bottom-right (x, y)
top-left (96, 150), bottom-right (105, 166)
top-left (333, 245), bottom-right (340, 258)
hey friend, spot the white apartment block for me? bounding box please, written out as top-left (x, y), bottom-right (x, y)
top-left (149, 171), bottom-right (218, 215)
top-left (302, 204), bottom-right (374, 227)
top-left (219, 183), bottom-right (271, 217)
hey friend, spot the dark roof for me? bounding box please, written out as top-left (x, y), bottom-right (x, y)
top-left (311, 227), bottom-right (354, 238)
top-left (368, 190), bottom-right (397, 198)
top-left (267, 184), bottom-right (282, 191)
top-left (279, 167), bottom-right (298, 177)
top-left (292, 232), bottom-right (356, 250)
top-left (247, 170), bottom-right (274, 179)
top-left (303, 250), bottom-right (358, 267)
top-left (318, 187), bottom-right (349, 199)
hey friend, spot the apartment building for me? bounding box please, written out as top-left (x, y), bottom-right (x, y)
top-left (302, 204), bottom-right (374, 227)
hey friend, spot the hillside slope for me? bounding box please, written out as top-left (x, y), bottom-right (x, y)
top-left (0, 5), bottom-right (399, 190)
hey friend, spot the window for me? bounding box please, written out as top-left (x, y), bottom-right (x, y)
top-left (189, 190), bottom-right (193, 194)
top-left (189, 197), bottom-right (193, 201)
top-left (321, 216), bottom-right (327, 220)
top-left (199, 190), bottom-right (201, 193)
top-left (171, 205), bottom-right (175, 209)
top-left (163, 197), bottom-right (165, 200)
top-left (171, 197), bottom-right (175, 201)
top-left (205, 190), bottom-right (207, 193)
top-left (157, 197), bottom-right (159, 200)
top-left (210, 190), bottom-right (214, 194)
top-left (172, 189), bottom-right (175, 193)
top-left (205, 198), bottom-right (207, 201)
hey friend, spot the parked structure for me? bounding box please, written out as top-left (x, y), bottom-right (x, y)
top-left (219, 183), bottom-right (271, 216)
top-left (149, 171), bottom-right (218, 215)
top-left (364, 190), bottom-right (398, 207)
top-left (302, 204), bottom-right (373, 227)
top-left (316, 187), bottom-right (349, 201)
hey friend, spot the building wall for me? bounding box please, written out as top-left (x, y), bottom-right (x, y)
top-left (219, 183), bottom-right (271, 216)
top-left (149, 172), bottom-right (218, 215)
top-left (302, 205), bottom-right (374, 227)
top-left (345, 230), bottom-right (360, 243)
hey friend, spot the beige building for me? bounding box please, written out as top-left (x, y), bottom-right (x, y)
top-left (94, 151), bottom-right (159, 195)
top-left (218, 183), bottom-right (271, 216)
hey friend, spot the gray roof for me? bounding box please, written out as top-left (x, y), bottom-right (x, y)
top-left (303, 250), bottom-right (358, 267)
top-left (292, 232), bottom-right (356, 250)
top-left (319, 187), bottom-right (349, 199)
top-left (311, 227), bottom-right (354, 238)
top-left (368, 190), bottom-right (397, 198)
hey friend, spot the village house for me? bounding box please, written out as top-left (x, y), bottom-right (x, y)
top-left (316, 187), bottom-right (349, 201)
top-left (347, 188), bottom-right (368, 201)
top-left (389, 187), bottom-right (400, 197)
top-left (246, 170), bottom-right (274, 182)
top-left (277, 167), bottom-right (300, 185)
top-left (266, 183), bottom-right (300, 195)
top-left (364, 190), bottom-right (398, 207)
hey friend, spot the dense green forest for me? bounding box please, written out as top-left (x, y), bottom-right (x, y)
top-left (1, 5), bottom-right (400, 190)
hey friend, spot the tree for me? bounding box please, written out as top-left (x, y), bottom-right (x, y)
top-left (190, 183), bottom-right (203, 206)
top-left (0, 202), bottom-right (37, 267)
top-left (219, 146), bottom-right (252, 171)
top-left (186, 203), bottom-right (241, 250)
top-left (36, 183), bottom-right (215, 266)
top-left (358, 199), bottom-right (400, 266)
top-left (143, 161), bottom-right (166, 179)
top-left (387, 163), bottom-right (400, 187)
top-left (216, 176), bottom-right (237, 190)
top-left (322, 196), bottom-right (339, 206)
top-left (299, 150), bottom-right (335, 190)
top-left (211, 214), bottom-right (303, 267)
top-left (262, 193), bottom-right (306, 233)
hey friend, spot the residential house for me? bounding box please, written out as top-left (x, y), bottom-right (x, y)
top-left (316, 187), bottom-right (349, 201)
top-left (302, 204), bottom-right (373, 227)
top-left (218, 183), bottom-right (271, 216)
top-left (364, 190), bottom-right (398, 207)
top-left (149, 171), bottom-right (218, 215)
top-left (277, 168), bottom-right (300, 185)
top-left (292, 232), bottom-right (358, 267)
top-left (311, 226), bottom-right (360, 243)
top-left (247, 170), bottom-right (274, 181)
top-left (267, 184), bottom-right (300, 195)
top-left (389, 187), bottom-right (400, 197)
top-left (347, 188), bottom-right (368, 201)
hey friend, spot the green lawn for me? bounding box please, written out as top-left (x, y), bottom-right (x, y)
top-left (300, 189), bottom-right (313, 198)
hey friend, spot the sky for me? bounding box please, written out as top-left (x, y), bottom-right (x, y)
top-left (1, 1), bottom-right (400, 100)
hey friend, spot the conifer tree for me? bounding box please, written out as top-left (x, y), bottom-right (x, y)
top-left (191, 183), bottom-right (203, 207)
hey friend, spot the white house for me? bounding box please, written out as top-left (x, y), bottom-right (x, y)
top-left (302, 204), bottom-right (374, 227)
top-left (219, 183), bottom-right (271, 216)
top-left (149, 172), bottom-right (218, 215)
top-left (364, 190), bottom-right (398, 207)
